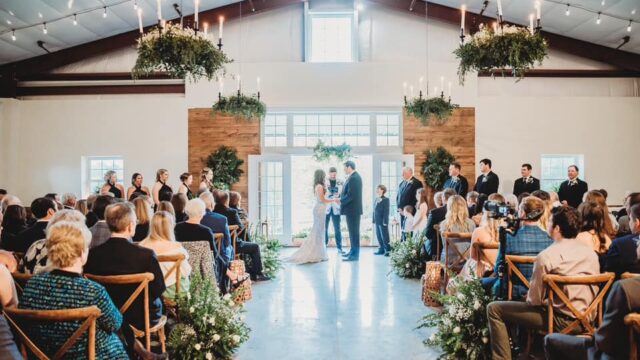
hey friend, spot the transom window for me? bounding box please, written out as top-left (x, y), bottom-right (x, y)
top-left (306, 12), bottom-right (356, 63)
top-left (263, 115), bottom-right (287, 147)
top-left (87, 156), bottom-right (124, 194)
top-left (541, 154), bottom-right (584, 191)
top-left (376, 114), bottom-right (401, 146)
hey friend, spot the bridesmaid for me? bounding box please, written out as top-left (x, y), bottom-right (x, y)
top-left (152, 169), bottom-right (173, 211)
top-left (127, 173), bottom-right (151, 201)
top-left (199, 167), bottom-right (214, 194)
top-left (178, 173), bottom-right (195, 200)
top-left (101, 171), bottom-right (124, 200)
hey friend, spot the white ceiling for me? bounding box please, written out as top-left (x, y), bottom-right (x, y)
top-left (0, 0), bottom-right (638, 66)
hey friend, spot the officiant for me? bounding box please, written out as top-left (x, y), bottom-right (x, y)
top-left (325, 167), bottom-right (344, 254)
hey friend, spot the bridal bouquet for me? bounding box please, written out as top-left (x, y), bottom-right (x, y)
top-left (417, 277), bottom-right (491, 359)
top-left (168, 274), bottom-right (250, 359)
top-left (389, 232), bottom-right (427, 279)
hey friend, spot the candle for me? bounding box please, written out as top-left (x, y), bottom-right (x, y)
top-left (447, 81), bottom-right (452, 97)
top-left (410, 85), bottom-right (414, 98)
top-left (204, 22), bottom-right (208, 35)
top-left (402, 82), bottom-right (407, 96)
top-left (219, 78), bottom-right (224, 94)
top-left (156, 0), bottom-right (162, 20)
top-left (497, 0), bottom-right (503, 16)
top-left (137, 8), bottom-right (143, 33)
top-left (536, 1), bottom-right (541, 20)
top-left (418, 77), bottom-right (424, 92)
top-left (257, 77), bottom-right (261, 92)
top-left (529, 13), bottom-right (534, 34)
top-left (194, 0), bottom-right (199, 27)
top-left (440, 76), bottom-right (444, 92)
top-left (492, 22), bottom-right (497, 31)
top-left (237, 75), bottom-right (241, 91)
top-left (434, 86), bottom-right (438, 95)
top-left (219, 16), bottom-right (224, 40)
top-left (461, 5), bottom-right (466, 30)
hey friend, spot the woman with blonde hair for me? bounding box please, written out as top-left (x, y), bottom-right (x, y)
top-left (131, 197), bottom-right (152, 242)
top-left (152, 168), bottom-right (173, 211)
top-left (74, 199), bottom-right (88, 216)
top-left (101, 170), bottom-right (125, 200)
top-left (199, 167), bottom-right (214, 194)
top-left (439, 195), bottom-right (476, 266)
top-left (139, 212), bottom-right (191, 300)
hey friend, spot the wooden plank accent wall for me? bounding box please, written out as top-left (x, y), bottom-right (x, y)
top-left (188, 109), bottom-right (260, 209)
top-left (403, 107), bottom-right (476, 205)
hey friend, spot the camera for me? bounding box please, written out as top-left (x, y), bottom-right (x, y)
top-left (483, 201), bottom-right (515, 219)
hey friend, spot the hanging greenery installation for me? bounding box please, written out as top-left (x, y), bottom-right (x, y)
top-left (312, 141), bottom-right (353, 163)
top-left (212, 94), bottom-right (267, 121)
top-left (405, 96), bottom-right (459, 126)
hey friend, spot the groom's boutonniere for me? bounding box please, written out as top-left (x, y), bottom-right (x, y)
top-left (568, 179), bottom-right (578, 186)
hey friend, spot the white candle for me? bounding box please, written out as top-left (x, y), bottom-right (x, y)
top-left (402, 82), bottom-right (407, 96)
top-left (418, 77), bottom-right (424, 92)
top-left (204, 22), bottom-right (208, 35)
top-left (219, 78), bottom-right (224, 93)
top-left (434, 86), bottom-right (438, 95)
top-left (447, 81), bottom-right (452, 97)
top-left (497, 0), bottom-right (503, 16)
top-left (536, 1), bottom-right (541, 20)
top-left (410, 85), bottom-right (414, 98)
top-left (237, 75), bottom-right (241, 91)
top-left (194, 0), bottom-right (199, 27)
top-left (461, 5), bottom-right (466, 30)
top-left (137, 8), bottom-right (143, 33)
top-left (529, 13), bottom-right (534, 34)
top-left (492, 22), bottom-right (497, 31)
top-left (256, 77), bottom-right (261, 92)
top-left (156, 0), bottom-right (162, 20)
top-left (440, 76), bottom-right (444, 92)
top-left (219, 16), bottom-right (224, 40)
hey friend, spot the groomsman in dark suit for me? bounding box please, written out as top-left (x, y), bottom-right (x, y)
top-left (474, 158), bottom-right (499, 196)
top-left (340, 161), bottom-right (363, 261)
top-left (513, 163), bottom-right (540, 197)
top-left (558, 165), bottom-right (588, 208)
top-left (396, 167), bottom-right (423, 241)
top-left (443, 162), bottom-right (468, 197)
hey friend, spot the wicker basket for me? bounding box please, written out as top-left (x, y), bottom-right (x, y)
top-left (230, 259), bottom-right (246, 275)
top-left (422, 261), bottom-right (442, 307)
top-left (234, 278), bottom-right (253, 304)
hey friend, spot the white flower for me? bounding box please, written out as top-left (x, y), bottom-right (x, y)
top-left (228, 299), bottom-right (235, 306)
top-left (457, 293), bottom-right (465, 301)
top-left (213, 334), bottom-right (221, 342)
top-left (412, 250), bottom-right (417, 255)
top-left (429, 334), bottom-right (436, 342)
top-left (206, 353), bottom-right (213, 360)
top-left (189, 306), bottom-right (195, 313)
top-left (194, 343), bottom-right (202, 351)
top-left (482, 337), bottom-right (488, 344)
top-left (240, 314), bottom-right (246, 321)
top-left (473, 300), bottom-right (481, 310)
top-left (453, 327), bottom-right (460, 334)
top-left (232, 335), bottom-right (241, 343)
top-left (187, 292), bottom-right (191, 300)
top-left (405, 263), bottom-right (410, 268)
top-left (223, 293), bottom-right (232, 301)
top-left (208, 316), bottom-right (216, 325)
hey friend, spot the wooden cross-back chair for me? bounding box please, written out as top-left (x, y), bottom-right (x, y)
top-left (84, 272), bottom-right (167, 352)
top-left (156, 253), bottom-right (186, 312)
top-left (11, 272), bottom-right (32, 297)
top-left (228, 225), bottom-right (240, 259)
top-left (543, 272), bottom-right (615, 336)
top-left (472, 242), bottom-right (499, 277)
top-left (433, 225), bottom-right (441, 261)
top-left (4, 306), bottom-right (101, 360)
top-left (442, 232), bottom-right (472, 287)
top-left (625, 313), bottom-right (640, 360)
top-left (213, 233), bottom-right (224, 255)
top-left (505, 255), bottom-right (536, 301)
top-left (622, 272), bottom-right (640, 279)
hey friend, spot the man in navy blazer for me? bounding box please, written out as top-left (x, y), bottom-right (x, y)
top-left (605, 203), bottom-right (640, 278)
top-left (198, 192), bottom-right (233, 263)
top-left (340, 161), bottom-right (363, 261)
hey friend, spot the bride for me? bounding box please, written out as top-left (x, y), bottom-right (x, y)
top-left (287, 169), bottom-right (336, 264)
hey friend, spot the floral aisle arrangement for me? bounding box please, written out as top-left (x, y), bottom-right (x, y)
top-left (212, 94), bottom-right (267, 121)
top-left (404, 96), bottom-right (459, 126)
top-left (168, 274), bottom-right (250, 360)
top-left (132, 23), bottom-right (231, 81)
top-left (389, 233), bottom-right (426, 279)
top-left (312, 140), bottom-right (352, 163)
top-left (245, 229), bottom-right (283, 279)
top-left (454, 23), bottom-right (548, 84)
top-left (417, 277), bottom-right (491, 360)
top-left (422, 147), bottom-right (456, 191)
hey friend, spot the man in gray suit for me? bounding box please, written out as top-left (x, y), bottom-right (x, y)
top-left (89, 195), bottom-right (115, 248)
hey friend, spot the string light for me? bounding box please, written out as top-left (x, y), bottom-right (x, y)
top-left (632, 9), bottom-right (636, 15)
top-left (6, 20), bottom-right (11, 25)
top-left (11, 29), bottom-right (15, 41)
top-left (103, 7), bottom-right (108, 18)
top-left (565, 4), bottom-right (570, 16)
top-left (596, 12), bottom-right (601, 24)
top-left (628, 20), bottom-right (633, 32)
top-left (42, 22), bottom-right (47, 34)
top-left (73, 14), bottom-right (78, 25)
top-left (38, 12), bottom-right (43, 19)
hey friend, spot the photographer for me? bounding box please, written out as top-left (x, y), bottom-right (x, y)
top-left (486, 196), bottom-right (553, 300)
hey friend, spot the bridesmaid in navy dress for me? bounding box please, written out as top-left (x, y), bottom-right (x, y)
top-left (101, 170), bottom-right (125, 200)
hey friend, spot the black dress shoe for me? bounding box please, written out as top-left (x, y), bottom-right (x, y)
top-left (384, 252), bottom-right (390, 257)
top-left (374, 250), bottom-right (385, 255)
top-left (342, 257), bottom-right (358, 262)
top-left (254, 274), bottom-right (271, 282)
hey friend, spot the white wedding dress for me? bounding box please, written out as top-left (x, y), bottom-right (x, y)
top-left (287, 187), bottom-right (329, 264)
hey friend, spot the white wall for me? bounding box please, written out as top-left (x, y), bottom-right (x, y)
top-left (2, 3), bottom-right (639, 203)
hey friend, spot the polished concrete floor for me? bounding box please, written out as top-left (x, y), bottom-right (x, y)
top-left (236, 248), bottom-right (440, 359)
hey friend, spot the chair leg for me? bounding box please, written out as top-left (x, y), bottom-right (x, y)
top-left (159, 327), bottom-right (166, 353)
top-left (523, 331), bottom-right (533, 359)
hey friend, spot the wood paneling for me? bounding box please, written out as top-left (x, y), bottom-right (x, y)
top-left (188, 109), bottom-right (260, 209)
top-left (403, 107), bottom-right (476, 205)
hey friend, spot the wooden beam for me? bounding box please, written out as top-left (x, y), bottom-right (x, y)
top-left (16, 84), bottom-right (185, 96)
top-left (477, 69), bottom-right (640, 78)
top-left (18, 72), bottom-right (174, 81)
top-left (368, 0), bottom-right (640, 72)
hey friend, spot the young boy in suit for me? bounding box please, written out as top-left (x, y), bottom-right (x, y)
top-left (373, 185), bottom-right (391, 256)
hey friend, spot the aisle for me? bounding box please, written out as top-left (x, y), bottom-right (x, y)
top-left (236, 248), bottom-right (440, 359)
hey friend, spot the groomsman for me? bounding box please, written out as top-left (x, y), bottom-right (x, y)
top-left (396, 167), bottom-right (423, 240)
top-left (325, 167), bottom-right (344, 254)
top-left (558, 165), bottom-right (588, 208)
top-left (474, 158), bottom-right (499, 196)
top-left (443, 162), bottom-right (468, 197)
top-left (513, 163), bottom-right (540, 197)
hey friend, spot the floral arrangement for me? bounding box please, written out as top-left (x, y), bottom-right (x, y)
top-left (132, 23), bottom-right (231, 81)
top-left (404, 96), bottom-right (459, 126)
top-left (389, 232), bottom-right (426, 279)
top-left (167, 274), bottom-right (250, 359)
top-left (312, 141), bottom-right (352, 163)
top-left (205, 146), bottom-right (244, 190)
top-left (454, 24), bottom-right (548, 84)
top-left (417, 277), bottom-right (491, 360)
top-left (244, 228), bottom-right (283, 279)
top-left (422, 147), bottom-right (456, 191)
top-left (212, 94), bottom-right (267, 121)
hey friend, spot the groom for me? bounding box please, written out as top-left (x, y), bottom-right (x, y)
top-left (340, 160), bottom-right (363, 262)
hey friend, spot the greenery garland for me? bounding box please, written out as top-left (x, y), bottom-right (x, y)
top-left (167, 274), bottom-right (250, 359)
top-left (454, 24), bottom-right (548, 84)
top-left (389, 233), bottom-right (427, 279)
top-left (312, 141), bottom-right (352, 163)
top-left (243, 228), bottom-right (283, 279)
top-left (405, 97), bottom-right (459, 126)
top-left (417, 277), bottom-right (491, 360)
top-left (132, 23), bottom-right (231, 82)
top-left (212, 94), bottom-right (267, 121)
top-left (422, 147), bottom-right (456, 191)
top-left (205, 146), bottom-right (244, 190)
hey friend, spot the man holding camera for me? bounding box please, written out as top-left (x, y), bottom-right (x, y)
top-left (513, 163), bottom-right (540, 197)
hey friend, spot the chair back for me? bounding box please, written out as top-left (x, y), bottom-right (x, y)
top-left (625, 313), bottom-right (640, 360)
top-left (180, 241), bottom-right (216, 283)
top-left (213, 233), bottom-right (224, 255)
top-left (4, 306), bottom-right (101, 360)
top-left (442, 232), bottom-right (472, 287)
top-left (543, 272), bottom-right (615, 335)
top-left (505, 255), bottom-right (536, 300)
top-left (622, 272), bottom-right (640, 279)
top-left (156, 253), bottom-right (186, 298)
top-left (229, 225), bottom-right (240, 259)
top-left (11, 272), bottom-right (33, 297)
top-left (472, 241), bottom-right (499, 277)
top-left (84, 272), bottom-right (154, 349)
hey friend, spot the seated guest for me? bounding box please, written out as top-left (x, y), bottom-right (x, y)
top-left (212, 191), bottom-right (270, 282)
top-left (132, 197), bottom-right (152, 242)
top-left (512, 163), bottom-right (540, 197)
top-left (516, 192), bottom-right (530, 206)
top-left (198, 192), bottom-right (232, 262)
top-left (0, 264), bottom-right (18, 308)
top-left (139, 212), bottom-right (191, 300)
top-left (1, 205), bottom-right (27, 250)
top-left (472, 194), bottom-right (489, 225)
top-left (605, 203), bottom-right (640, 277)
top-left (101, 170), bottom-right (125, 200)
top-left (576, 201), bottom-right (611, 269)
top-left (88, 195), bottom-right (115, 248)
top-left (84, 202), bottom-right (166, 332)
top-left (0, 307), bottom-right (20, 359)
top-left (423, 188), bottom-right (456, 258)
top-left (504, 194), bottom-right (519, 210)
top-left (20, 221), bottom-right (128, 359)
top-left (152, 169), bottom-right (173, 211)
top-left (157, 201), bottom-right (175, 216)
top-left (544, 275), bottom-right (640, 360)
top-left (127, 173), bottom-right (150, 201)
top-left (487, 206), bottom-right (599, 360)
top-left (44, 193), bottom-right (60, 204)
top-left (531, 189), bottom-right (552, 232)
top-left (549, 191), bottom-right (561, 208)
top-left (0, 189), bottom-right (5, 203)
top-left (229, 191), bottom-right (248, 223)
top-left (177, 173), bottom-right (195, 200)
top-left (557, 165), bottom-right (588, 208)
top-left (466, 191), bottom-right (479, 216)
top-left (584, 190), bottom-right (618, 237)
top-left (74, 199), bottom-right (88, 216)
top-left (439, 195), bottom-right (476, 266)
top-left (1, 195), bottom-right (21, 215)
top-left (474, 158), bottom-right (499, 196)
top-left (617, 192), bottom-right (640, 236)
top-left (434, 191), bottom-right (445, 209)
top-left (61, 193), bottom-right (77, 210)
top-left (85, 194), bottom-right (99, 228)
top-left (10, 198), bottom-right (56, 253)
top-left (491, 196), bottom-right (553, 299)
top-left (171, 193), bottom-right (189, 223)
top-left (443, 162), bottom-right (468, 197)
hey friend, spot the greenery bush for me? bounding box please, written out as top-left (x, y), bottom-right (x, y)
top-left (389, 233), bottom-right (426, 279)
top-left (422, 147), bottom-right (456, 191)
top-left (205, 146), bottom-right (244, 190)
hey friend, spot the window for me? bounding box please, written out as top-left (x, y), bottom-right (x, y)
top-left (263, 115), bottom-right (287, 147)
top-left (292, 113), bottom-right (369, 147)
top-left (307, 12), bottom-right (355, 63)
top-left (376, 114), bottom-right (400, 146)
top-left (380, 160), bottom-right (401, 220)
top-left (540, 155), bottom-right (584, 191)
top-left (259, 161), bottom-right (284, 236)
top-left (87, 156), bottom-right (124, 194)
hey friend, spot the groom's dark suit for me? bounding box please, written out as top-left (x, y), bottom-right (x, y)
top-left (341, 171), bottom-right (363, 260)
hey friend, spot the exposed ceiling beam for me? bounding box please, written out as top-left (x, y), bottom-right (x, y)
top-left (477, 69), bottom-right (640, 78)
top-left (368, 0), bottom-right (640, 71)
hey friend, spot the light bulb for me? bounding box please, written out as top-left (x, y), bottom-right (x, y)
top-left (596, 12), bottom-right (601, 24)
top-left (601, 0), bottom-right (605, 6)
top-left (43, 22), bottom-right (47, 34)
top-left (632, 9), bottom-right (637, 15)
top-left (11, 30), bottom-right (15, 41)
top-left (628, 20), bottom-right (632, 32)
top-left (103, 7), bottom-right (107, 18)
top-left (38, 12), bottom-right (43, 18)
top-left (73, 14), bottom-right (77, 25)
top-left (565, 4), bottom-right (570, 16)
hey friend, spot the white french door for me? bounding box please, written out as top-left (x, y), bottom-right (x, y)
top-left (248, 155), bottom-right (292, 243)
top-left (372, 154), bottom-right (414, 243)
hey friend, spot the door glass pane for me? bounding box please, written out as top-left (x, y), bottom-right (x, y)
top-left (259, 161), bottom-right (284, 236)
